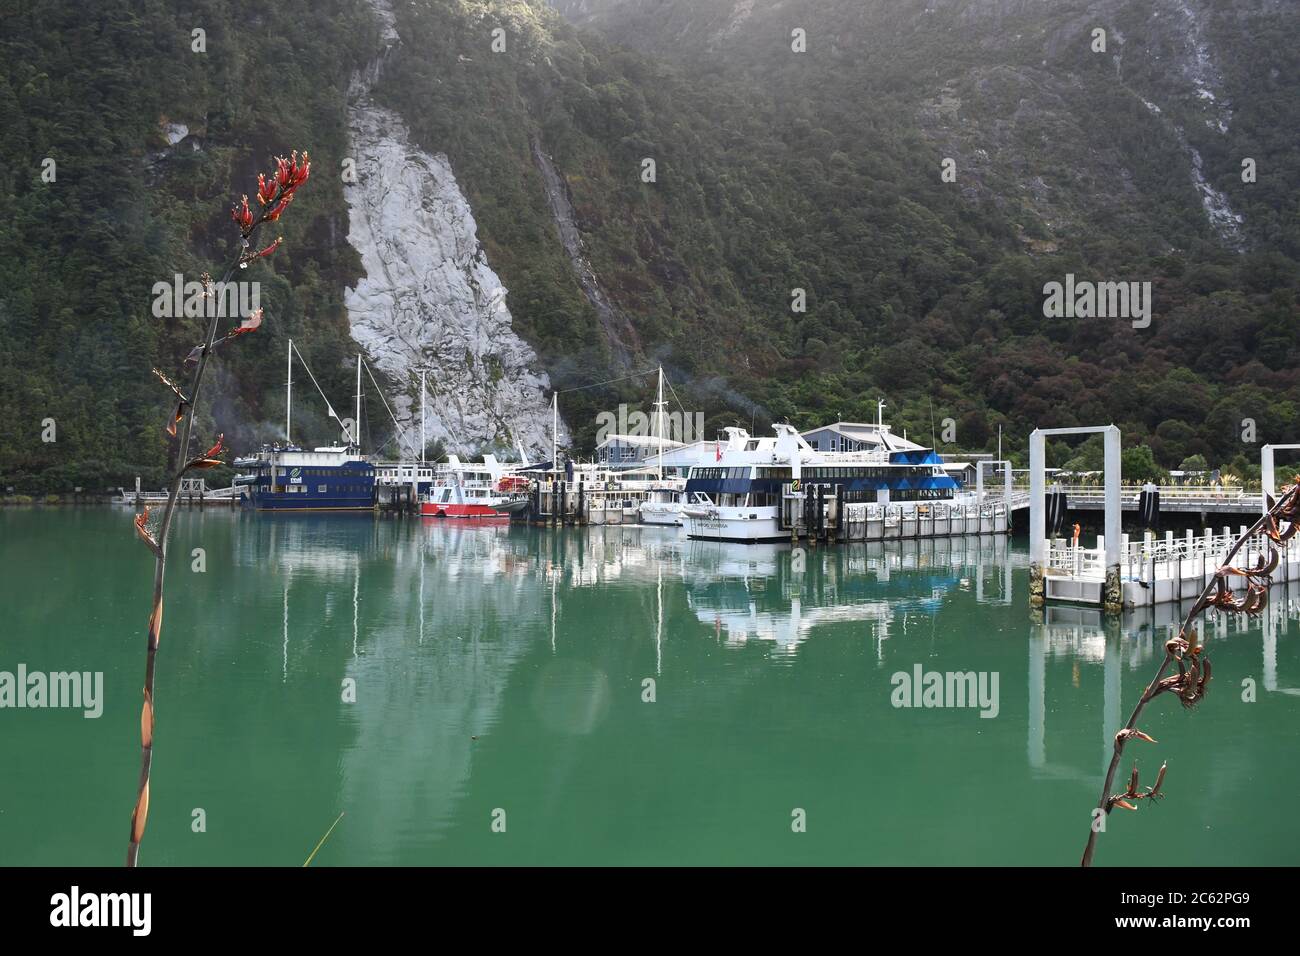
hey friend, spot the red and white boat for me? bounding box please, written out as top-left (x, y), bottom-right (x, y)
top-left (420, 455), bottom-right (529, 519)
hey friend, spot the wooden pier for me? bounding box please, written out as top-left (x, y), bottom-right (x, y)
top-left (117, 478), bottom-right (239, 508)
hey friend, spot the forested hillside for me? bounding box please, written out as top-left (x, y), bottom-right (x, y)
top-left (1, 0), bottom-right (1297, 492)
top-left (0, 0), bottom-right (379, 491)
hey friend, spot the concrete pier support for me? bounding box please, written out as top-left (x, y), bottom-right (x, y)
top-left (1030, 425), bottom-right (1122, 610)
top-left (1262, 444), bottom-right (1300, 512)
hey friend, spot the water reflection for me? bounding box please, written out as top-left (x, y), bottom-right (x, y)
top-left (1029, 583), bottom-right (1300, 781)
top-left (11, 509), bottom-right (1290, 864)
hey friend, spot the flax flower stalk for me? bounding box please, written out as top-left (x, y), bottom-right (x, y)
top-left (127, 152), bottom-right (309, 866)
top-left (1080, 484), bottom-right (1299, 866)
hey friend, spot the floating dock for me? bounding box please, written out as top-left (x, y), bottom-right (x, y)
top-left (1042, 526), bottom-right (1299, 609)
top-left (522, 478), bottom-right (1018, 541)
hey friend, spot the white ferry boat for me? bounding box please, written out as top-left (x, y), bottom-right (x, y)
top-left (681, 424), bottom-right (968, 543)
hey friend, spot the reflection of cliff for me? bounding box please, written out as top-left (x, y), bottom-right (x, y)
top-left (333, 522), bottom-right (546, 855)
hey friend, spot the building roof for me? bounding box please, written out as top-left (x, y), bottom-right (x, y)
top-left (595, 433), bottom-right (687, 451)
top-left (800, 421), bottom-right (924, 452)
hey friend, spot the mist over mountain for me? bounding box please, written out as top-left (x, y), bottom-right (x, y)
top-left (2, 0), bottom-right (1297, 491)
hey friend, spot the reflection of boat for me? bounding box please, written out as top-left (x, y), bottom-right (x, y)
top-left (420, 455), bottom-right (527, 519)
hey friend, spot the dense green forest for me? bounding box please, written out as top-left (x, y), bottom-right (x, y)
top-left (0, 0), bottom-right (378, 493)
top-left (1, 0), bottom-right (1297, 493)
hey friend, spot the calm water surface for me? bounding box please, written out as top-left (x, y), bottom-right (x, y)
top-left (2, 507), bottom-right (1298, 865)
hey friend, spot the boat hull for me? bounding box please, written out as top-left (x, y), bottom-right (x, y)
top-left (245, 493), bottom-right (374, 512)
top-left (420, 502), bottom-right (510, 519)
top-left (639, 502), bottom-right (683, 526)
top-left (685, 510), bottom-right (786, 543)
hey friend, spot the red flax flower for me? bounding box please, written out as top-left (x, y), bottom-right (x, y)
top-left (184, 434), bottom-right (225, 471)
top-left (231, 195), bottom-right (254, 236)
top-left (227, 307), bottom-right (264, 339)
top-left (275, 150), bottom-right (311, 192)
top-left (253, 237), bottom-right (282, 261)
top-left (152, 367), bottom-right (191, 437)
top-left (133, 507), bottom-right (160, 556)
top-left (265, 193), bottom-right (294, 222)
top-left (238, 236), bottom-right (283, 269)
top-left (256, 172), bottom-right (277, 206)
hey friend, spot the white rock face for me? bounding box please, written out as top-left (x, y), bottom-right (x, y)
top-left (344, 0), bottom-right (566, 458)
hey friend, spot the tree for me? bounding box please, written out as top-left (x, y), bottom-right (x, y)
top-left (1121, 445), bottom-right (1166, 483)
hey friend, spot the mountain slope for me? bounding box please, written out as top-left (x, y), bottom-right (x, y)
top-left (1, 0), bottom-right (1298, 492)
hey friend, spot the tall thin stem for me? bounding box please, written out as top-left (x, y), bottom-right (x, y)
top-left (1080, 486), bottom-right (1296, 866)
top-left (126, 234), bottom-right (268, 867)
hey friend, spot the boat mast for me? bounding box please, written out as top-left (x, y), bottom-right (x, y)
top-left (552, 391), bottom-right (558, 476)
top-left (354, 354), bottom-right (362, 453)
top-left (656, 366), bottom-right (665, 482)
top-left (286, 338), bottom-right (293, 443)
top-left (420, 368), bottom-right (427, 465)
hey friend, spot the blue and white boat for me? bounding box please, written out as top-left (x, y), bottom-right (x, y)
top-left (681, 425), bottom-right (966, 543)
top-left (234, 445), bottom-right (375, 512)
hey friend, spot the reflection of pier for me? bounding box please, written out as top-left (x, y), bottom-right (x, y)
top-left (1029, 580), bottom-right (1300, 781)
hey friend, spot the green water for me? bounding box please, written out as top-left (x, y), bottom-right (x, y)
top-left (1, 507), bottom-right (1298, 866)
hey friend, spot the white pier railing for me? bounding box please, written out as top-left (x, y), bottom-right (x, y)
top-left (1044, 526), bottom-right (1300, 607)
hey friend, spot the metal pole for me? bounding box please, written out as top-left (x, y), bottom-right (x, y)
top-left (286, 338), bottom-right (292, 442)
top-left (420, 368), bottom-right (426, 465)
top-left (656, 366), bottom-right (664, 482)
top-left (355, 355), bottom-right (362, 452)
